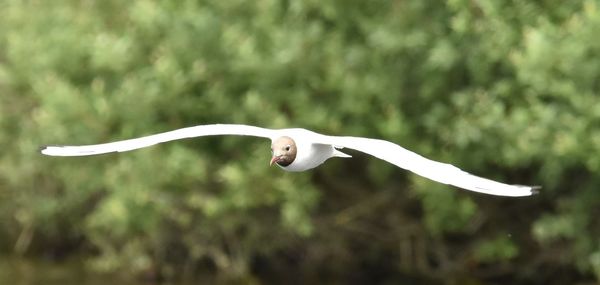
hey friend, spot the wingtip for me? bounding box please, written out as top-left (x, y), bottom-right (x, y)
top-left (40, 145), bottom-right (67, 156)
top-left (39, 145), bottom-right (55, 155)
top-left (529, 185), bottom-right (542, 195)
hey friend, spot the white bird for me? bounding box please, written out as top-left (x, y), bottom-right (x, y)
top-left (40, 124), bottom-right (539, 197)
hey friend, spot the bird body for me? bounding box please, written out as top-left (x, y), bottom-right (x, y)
top-left (41, 124), bottom-right (539, 197)
top-left (268, 128), bottom-right (351, 172)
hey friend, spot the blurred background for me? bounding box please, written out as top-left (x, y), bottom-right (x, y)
top-left (1, 0), bottom-right (599, 284)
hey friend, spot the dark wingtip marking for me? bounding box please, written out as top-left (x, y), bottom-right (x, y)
top-left (39, 145), bottom-right (66, 154)
top-left (514, 184), bottom-right (541, 196)
top-left (530, 186), bottom-right (542, 195)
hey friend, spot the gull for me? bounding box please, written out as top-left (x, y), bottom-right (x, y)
top-left (40, 124), bottom-right (539, 197)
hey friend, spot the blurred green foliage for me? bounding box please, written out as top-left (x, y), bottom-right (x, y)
top-left (0, 0), bottom-right (599, 283)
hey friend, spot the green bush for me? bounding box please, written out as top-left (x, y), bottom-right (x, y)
top-left (0, 0), bottom-right (598, 283)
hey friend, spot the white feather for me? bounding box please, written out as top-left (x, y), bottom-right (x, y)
top-left (41, 124), bottom-right (276, 156)
top-left (304, 133), bottom-right (538, 197)
top-left (41, 124), bottom-right (539, 197)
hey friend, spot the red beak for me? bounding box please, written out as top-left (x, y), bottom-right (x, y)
top-left (270, 155), bottom-right (281, 166)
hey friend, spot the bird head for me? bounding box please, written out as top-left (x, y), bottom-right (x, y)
top-left (270, 136), bottom-right (297, 167)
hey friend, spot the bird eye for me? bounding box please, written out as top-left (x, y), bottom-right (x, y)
top-left (285, 145), bottom-right (291, 151)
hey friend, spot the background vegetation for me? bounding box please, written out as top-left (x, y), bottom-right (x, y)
top-left (0, 0), bottom-right (599, 284)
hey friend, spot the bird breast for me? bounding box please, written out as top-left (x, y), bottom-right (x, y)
top-left (278, 141), bottom-right (335, 172)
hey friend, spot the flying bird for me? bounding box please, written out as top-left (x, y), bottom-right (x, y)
top-left (40, 124), bottom-right (539, 197)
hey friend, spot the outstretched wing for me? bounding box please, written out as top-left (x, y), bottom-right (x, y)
top-left (41, 124), bottom-right (276, 156)
top-left (310, 134), bottom-right (539, 197)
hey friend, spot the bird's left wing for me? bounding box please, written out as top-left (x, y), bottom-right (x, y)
top-left (41, 124), bottom-right (276, 156)
top-left (309, 133), bottom-right (539, 197)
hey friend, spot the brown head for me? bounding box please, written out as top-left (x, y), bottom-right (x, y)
top-left (270, 136), bottom-right (297, 167)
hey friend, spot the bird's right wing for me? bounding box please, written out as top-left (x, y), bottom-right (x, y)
top-left (41, 124), bottom-right (277, 156)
